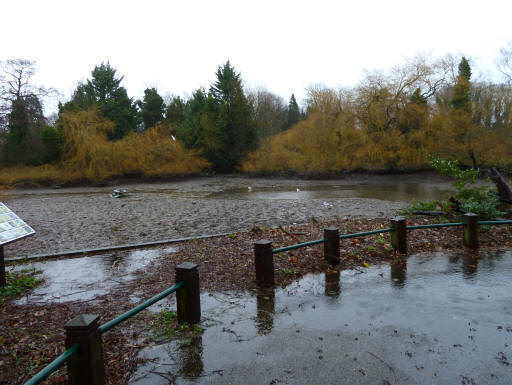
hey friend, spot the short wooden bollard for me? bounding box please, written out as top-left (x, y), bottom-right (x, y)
top-left (324, 227), bottom-right (340, 265)
top-left (254, 240), bottom-right (275, 287)
top-left (0, 246), bottom-right (6, 287)
top-left (175, 262), bottom-right (201, 324)
top-left (463, 212), bottom-right (479, 249)
top-left (64, 314), bottom-right (105, 385)
top-left (391, 216), bottom-right (407, 254)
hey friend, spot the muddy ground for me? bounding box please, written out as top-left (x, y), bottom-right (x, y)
top-left (1, 173), bottom-right (454, 257)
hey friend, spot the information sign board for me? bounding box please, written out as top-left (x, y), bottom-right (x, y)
top-left (0, 202), bottom-right (35, 246)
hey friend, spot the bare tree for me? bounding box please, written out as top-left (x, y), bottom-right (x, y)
top-left (247, 87), bottom-right (288, 137)
top-left (498, 42), bottom-right (512, 84)
top-left (0, 59), bottom-right (56, 131)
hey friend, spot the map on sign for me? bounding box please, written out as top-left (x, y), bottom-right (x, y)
top-left (0, 202), bottom-right (35, 246)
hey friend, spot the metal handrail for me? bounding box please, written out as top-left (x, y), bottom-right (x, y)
top-left (23, 343), bottom-right (80, 385)
top-left (271, 219), bottom-right (512, 254)
top-left (100, 281), bottom-right (184, 333)
top-left (407, 222), bottom-right (464, 230)
top-left (23, 281), bottom-right (185, 384)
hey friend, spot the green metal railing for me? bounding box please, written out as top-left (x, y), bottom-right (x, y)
top-left (271, 219), bottom-right (512, 254)
top-left (23, 344), bottom-right (80, 385)
top-left (100, 281), bottom-right (184, 333)
top-left (478, 220), bottom-right (512, 225)
top-left (406, 222), bottom-right (464, 230)
top-left (339, 228), bottom-right (394, 239)
top-left (23, 281), bottom-right (185, 385)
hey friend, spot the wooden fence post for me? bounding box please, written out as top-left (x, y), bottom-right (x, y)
top-left (324, 227), bottom-right (340, 265)
top-left (175, 262), bottom-right (201, 324)
top-left (254, 240), bottom-right (274, 287)
top-left (463, 213), bottom-right (479, 249)
top-left (0, 246), bottom-right (6, 287)
top-left (391, 216), bottom-right (407, 254)
top-left (64, 314), bottom-right (105, 385)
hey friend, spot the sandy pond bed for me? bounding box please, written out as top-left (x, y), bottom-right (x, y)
top-left (1, 173), bottom-right (454, 257)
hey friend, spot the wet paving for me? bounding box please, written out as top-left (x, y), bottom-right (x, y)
top-left (130, 250), bottom-right (512, 385)
top-left (9, 247), bottom-right (177, 304)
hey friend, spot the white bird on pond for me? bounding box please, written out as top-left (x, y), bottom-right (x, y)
top-left (296, 188), bottom-right (300, 192)
top-left (171, 135), bottom-right (176, 141)
top-left (248, 186), bottom-right (252, 192)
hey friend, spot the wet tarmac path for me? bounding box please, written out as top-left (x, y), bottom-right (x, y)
top-left (130, 250), bottom-right (512, 385)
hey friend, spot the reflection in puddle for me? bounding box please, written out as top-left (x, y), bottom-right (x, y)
top-left (178, 336), bottom-right (204, 378)
top-left (256, 288), bottom-right (275, 335)
top-left (11, 247), bottom-right (177, 303)
top-left (324, 270), bottom-right (341, 297)
top-left (131, 250), bottom-right (512, 385)
top-left (390, 257), bottom-right (407, 287)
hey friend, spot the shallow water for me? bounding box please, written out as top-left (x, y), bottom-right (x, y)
top-left (131, 250), bottom-right (512, 385)
top-left (3, 175), bottom-right (454, 257)
top-left (210, 182), bottom-right (450, 202)
top-left (10, 247), bottom-right (177, 303)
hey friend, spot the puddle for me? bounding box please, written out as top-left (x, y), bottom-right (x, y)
top-left (209, 183), bottom-right (452, 202)
top-left (131, 250), bottom-right (512, 385)
top-left (10, 247), bottom-right (177, 303)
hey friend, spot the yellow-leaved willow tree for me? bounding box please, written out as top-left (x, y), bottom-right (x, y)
top-left (60, 108), bottom-right (210, 180)
top-left (0, 108), bottom-right (209, 185)
top-left (241, 55), bottom-right (512, 174)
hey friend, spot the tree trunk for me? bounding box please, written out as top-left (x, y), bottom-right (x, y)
top-left (488, 167), bottom-right (512, 202)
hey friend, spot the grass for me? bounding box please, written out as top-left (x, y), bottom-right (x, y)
top-left (399, 200), bottom-right (439, 216)
top-left (152, 309), bottom-right (178, 339)
top-left (151, 309), bottom-right (205, 340)
top-left (0, 268), bottom-right (42, 304)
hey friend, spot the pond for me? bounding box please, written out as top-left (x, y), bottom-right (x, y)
top-left (209, 182), bottom-right (450, 202)
top-left (3, 174), bottom-right (454, 257)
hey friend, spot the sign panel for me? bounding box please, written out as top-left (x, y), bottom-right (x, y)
top-left (0, 202), bottom-right (35, 246)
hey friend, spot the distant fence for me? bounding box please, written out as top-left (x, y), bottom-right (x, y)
top-left (253, 213), bottom-right (512, 286)
top-left (23, 262), bottom-right (200, 385)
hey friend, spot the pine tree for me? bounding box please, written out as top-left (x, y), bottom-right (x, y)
top-left (449, 57), bottom-right (479, 168)
top-left (286, 94), bottom-right (301, 129)
top-left (451, 57), bottom-right (472, 112)
top-left (179, 89), bottom-right (207, 149)
top-left (4, 98), bottom-right (29, 163)
top-left (66, 62), bottom-right (139, 140)
top-left (138, 88), bottom-right (165, 130)
top-left (207, 61), bottom-right (257, 171)
top-left (165, 96), bottom-right (186, 127)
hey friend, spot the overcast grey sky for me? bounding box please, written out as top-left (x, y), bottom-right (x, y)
top-left (2, 0), bottom-right (511, 113)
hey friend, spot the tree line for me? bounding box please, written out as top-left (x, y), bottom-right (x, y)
top-left (0, 60), bottom-right (303, 175)
top-left (242, 53), bottom-right (512, 173)
top-left (1, 46), bottom-right (512, 184)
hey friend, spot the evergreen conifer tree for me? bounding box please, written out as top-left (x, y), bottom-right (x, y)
top-left (138, 88), bottom-right (165, 130)
top-left (66, 62), bottom-right (139, 140)
top-left (207, 61), bottom-right (257, 171)
top-left (286, 94), bottom-right (301, 129)
top-left (165, 96), bottom-right (186, 127)
top-left (451, 57), bottom-right (472, 112)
